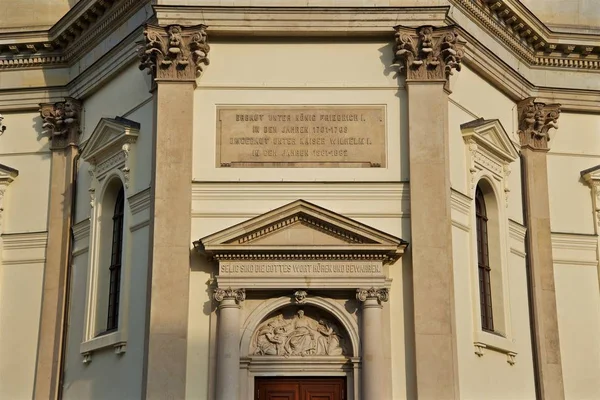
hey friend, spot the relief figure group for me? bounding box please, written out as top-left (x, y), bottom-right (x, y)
top-left (254, 310), bottom-right (345, 357)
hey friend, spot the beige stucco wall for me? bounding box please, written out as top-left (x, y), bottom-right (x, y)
top-left (0, 110), bottom-right (50, 400)
top-left (0, 0), bottom-right (75, 31)
top-left (521, 0), bottom-right (600, 32)
top-left (61, 62), bottom-right (153, 400)
top-left (188, 38), bottom-right (411, 399)
top-left (547, 111), bottom-right (600, 400)
top-left (447, 65), bottom-right (536, 399)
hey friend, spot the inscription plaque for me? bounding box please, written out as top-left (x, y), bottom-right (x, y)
top-left (217, 105), bottom-right (386, 168)
top-left (218, 261), bottom-right (384, 277)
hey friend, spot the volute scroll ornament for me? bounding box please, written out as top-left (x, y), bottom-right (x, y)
top-left (139, 24), bottom-right (210, 82)
top-left (517, 97), bottom-right (561, 150)
top-left (213, 287), bottom-right (246, 304)
top-left (393, 25), bottom-right (464, 83)
top-left (356, 287), bottom-right (389, 304)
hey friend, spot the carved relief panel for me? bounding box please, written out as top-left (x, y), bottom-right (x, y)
top-left (251, 307), bottom-right (348, 357)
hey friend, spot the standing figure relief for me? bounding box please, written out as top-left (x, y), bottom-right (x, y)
top-left (253, 309), bottom-right (346, 357)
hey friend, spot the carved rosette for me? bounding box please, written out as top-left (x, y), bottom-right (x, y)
top-left (0, 114), bottom-right (5, 134)
top-left (356, 288), bottom-right (389, 304)
top-left (517, 97), bottom-right (561, 150)
top-left (213, 287), bottom-right (245, 304)
top-left (39, 97), bottom-right (82, 148)
top-left (393, 25), bottom-right (464, 84)
top-left (139, 24), bottom-right (210, 82)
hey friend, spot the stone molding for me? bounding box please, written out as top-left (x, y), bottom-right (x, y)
top-left (453, 0), bottom-right (600, 70)
top-left (356, 288), bottom-right (389, 304)
top-left (0, 0), bottom-right (143, 70)
top-left (393, 25), bottom-right (464, 84)
top-left (196, 199), bottom-right (408, 264)
top-left (517, 97), bottom-right (561, 151)
top-left (240, 295), bottom-right (360, 358)
top-left (580, 166), bottom-right (600, 230)
top-left (213, 287), bottom-right (246, 304)
top-left (460, 118), bottom-right (519, 204)
top-left (0, 164), bottom-right (20, 238)
top-left (81, 116), bottom-right (140, 190)
top-left (139, 24), bottom-right (210, 82)
top-left (39, 97), bottom-right (82, 149)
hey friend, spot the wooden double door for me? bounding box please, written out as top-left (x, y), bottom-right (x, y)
top-left (255, 377), bottom-right (346, 400)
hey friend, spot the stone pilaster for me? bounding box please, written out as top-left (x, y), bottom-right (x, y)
top-left (393, 25), bottom-right (464, 400)
top-left (34, 97), bottom-right (81, 400)
top-left (138, 23), bottom-right (210, 400)
top-left (356, 288), bottom-right (389, 400)
top-left (214, 288), bottom-right (245, 400)
top-left (517, 98), bottom-right (565, 400)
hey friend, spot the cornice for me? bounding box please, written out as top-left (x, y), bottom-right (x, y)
top-left (452, 0), bottom-right (600, 71)
top-left (0, 0), bottom-right (146, 71)
top-left (153, 6), bottom-right (449, 36)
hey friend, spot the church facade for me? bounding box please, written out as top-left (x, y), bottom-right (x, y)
top-left (1, 1), bottom-right (600, 399)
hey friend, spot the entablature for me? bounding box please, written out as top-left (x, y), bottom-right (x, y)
top-left (195, 200), bottom-right (408, 289)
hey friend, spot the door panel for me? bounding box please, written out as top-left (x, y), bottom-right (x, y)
top-left (256, 377), bottom-right (345, 400)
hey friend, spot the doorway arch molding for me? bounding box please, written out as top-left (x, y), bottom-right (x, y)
top-left (240, 295), bottom-right (360, 357)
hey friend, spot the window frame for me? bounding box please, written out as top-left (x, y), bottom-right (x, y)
top-left (475, 186), bottom-right (494, 332)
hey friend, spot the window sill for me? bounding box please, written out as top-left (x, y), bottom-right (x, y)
top-left (80, 330), bottom-right (127, 364)
top-left (473, 330), bottom-right (517, 365)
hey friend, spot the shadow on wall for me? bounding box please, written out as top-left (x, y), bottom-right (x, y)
top-left (190, 248), bottom-right (218, 317)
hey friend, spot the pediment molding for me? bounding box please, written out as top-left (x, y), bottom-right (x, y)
top-left (461, 118), bottom-right (518, 202)
top-left (81, 117), bottom-right (140, 185)
top-left (196, 200), bottom-right (407, 263)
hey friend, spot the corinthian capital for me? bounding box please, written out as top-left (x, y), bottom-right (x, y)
top-left (213, 287), bottom-right (245, 304)
top-left (517, 97), bottom-right (561, 151)
top-left (356, 288), bottom-right (389, 304)
top-left (393, 25), bottom-right (464, 83)
top-left (139, 24), bottom-right (210, 82)
top-left (39, 97), bottom-right (82, 148)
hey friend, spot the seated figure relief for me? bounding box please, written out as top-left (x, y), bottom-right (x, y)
top-left (253, 308), bottom-right (346, 357)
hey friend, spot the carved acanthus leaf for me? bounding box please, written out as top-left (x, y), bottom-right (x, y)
top-left (393, 25), bottom-right (464, 83)
top-left (214, 287), bottom-right (245, 303)
top-left (39, 97), bottom-right (82, 146)
top-left (139, 24), bottom-right (210, 82)
top-left (356, 287), bottom-right (389, 304)
top-left (517, 97), bottom-right (561, 150)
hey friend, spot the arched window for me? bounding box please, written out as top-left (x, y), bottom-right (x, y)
top-left (475, 186), bottom-right (494, 332)
top-left (107, 187), bottom-right (124, 331)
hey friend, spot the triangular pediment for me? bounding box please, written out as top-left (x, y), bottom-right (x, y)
top-left (461, 118), bottom-right (519, 163)
top-left (195, 200), bottom-right (408, 261)
top-left (81, 117), bottom-right (140, 164)
top-left (0, 163), bottom-right (18, 186)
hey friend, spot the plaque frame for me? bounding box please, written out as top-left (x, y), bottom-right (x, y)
top-left (215, 105), bottom-right (387, 168)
